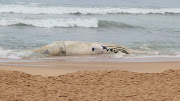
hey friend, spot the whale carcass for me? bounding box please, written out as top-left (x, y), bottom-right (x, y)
top-left (33, 41), bottom-right (130, 56)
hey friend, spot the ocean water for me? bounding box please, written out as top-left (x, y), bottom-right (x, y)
top-left (0, 0), bottom-right (180, 59)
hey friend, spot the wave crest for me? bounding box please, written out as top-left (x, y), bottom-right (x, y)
top-left (0, 18), bottom-right (98, 28)
top-left (0, 4), bottom-right (180, 15)
top-left (99, 21), bottom-right (144, 29)
top-left (0, 18), bottom-right (146, 29)
top-left (0, 18), bottom-right (145, 29)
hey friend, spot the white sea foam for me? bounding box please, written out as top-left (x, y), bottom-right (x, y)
top-left (0, 18), bottom-right (98, 28)
top-left (0, 48), bottom-right (32, 59)
top-left (0, 4), bottom-right (180, 14)
top-left (139, 44), bottom-right (152, 51)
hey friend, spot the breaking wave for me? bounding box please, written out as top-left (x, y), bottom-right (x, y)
top-left (0, 48), bottom-right (32, 59)
top-left (98, 21), bottom-right (144, 29)
top-left (0, 3), bottom-right (180, 15)
top-left (0, 18), bottom-right (144, 28)
top-left (0, 47), bottom-right (51, 59)
top-left (0, 18), bottom-right (98, 28)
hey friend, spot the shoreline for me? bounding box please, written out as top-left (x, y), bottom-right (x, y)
top-left (1, 55), bottom-right (180, 62)
top-left (0, 58), bottom-right (180, 76)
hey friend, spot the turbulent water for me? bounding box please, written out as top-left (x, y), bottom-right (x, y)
top-left (0, 0), bottom-right (180, 59)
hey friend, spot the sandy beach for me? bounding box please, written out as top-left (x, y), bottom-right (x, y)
top-left (1, 0), bottom-right (180, 100)
top-left (0, 60), bottom-right (180, 100)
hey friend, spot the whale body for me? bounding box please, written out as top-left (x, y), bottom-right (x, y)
top-left (33, 41), bottom-right (130, 56)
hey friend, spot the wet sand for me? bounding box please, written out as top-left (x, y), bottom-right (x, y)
top-left (0, 60), bottom-right (180, 100)
top-left (1, 60), bottom-right (180, 76)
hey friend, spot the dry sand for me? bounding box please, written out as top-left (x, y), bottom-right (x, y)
top-left (0, 69), bottom-right (180, 101)
top-left (0, 61), bottom-right (180, 100)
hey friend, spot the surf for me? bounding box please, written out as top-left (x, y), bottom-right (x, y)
top-left (0, 3), bottom-right (180, 15)
top-left (0, 18), bottom-right (98, 28)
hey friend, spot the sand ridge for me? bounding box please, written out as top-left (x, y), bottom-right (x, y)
top-left (0, 69), bottom-right (180, 101)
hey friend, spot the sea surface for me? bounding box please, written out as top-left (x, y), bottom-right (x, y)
top-left (0, 0), bottom-right (180, 59)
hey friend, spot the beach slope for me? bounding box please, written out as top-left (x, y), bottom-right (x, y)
top-left (0, 62), bottom-right (180, 100)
